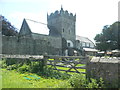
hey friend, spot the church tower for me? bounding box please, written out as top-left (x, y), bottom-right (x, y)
top-left (47, 6), bottom-right (76, 48)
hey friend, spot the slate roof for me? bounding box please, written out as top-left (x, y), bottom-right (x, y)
top-left (83, 48), bottom-right (98, 52)
top-left (25, 19), bottom-right (49, 35)
top-left (76, 35), bottom-right (93, 43)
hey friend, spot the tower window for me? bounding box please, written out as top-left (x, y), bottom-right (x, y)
top-left (63, 28), bottom-right (64, 32)
top-left (69, 30), bottom-right (71, 34)
top-left (67, 43), bottom-right (71, 47)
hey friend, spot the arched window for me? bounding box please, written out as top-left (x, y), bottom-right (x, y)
top-left (67, 40), bottom-right (73, 47)
top-left (68, 43), bottom-right (70, 47)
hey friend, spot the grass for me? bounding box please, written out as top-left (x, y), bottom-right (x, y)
top-left (2, 69), bottom-right (68, 88)
top-left (55, 66), bottom-right (86, 72)
top-left (0, 59), bottom-right (87, 88)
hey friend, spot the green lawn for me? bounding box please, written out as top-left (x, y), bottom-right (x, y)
top-left (1, 69), bottom-right (69, 88)
top-left (1, 60), bottom-right (86, 88)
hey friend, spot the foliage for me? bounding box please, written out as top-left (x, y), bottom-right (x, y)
top-left (17, 64), bottom-right (30, 73)
top-left (6, 64), bottom-right (18, 70)
top-left (1, 59), bottom-right (70, 79)
top-left (68, 73), bottom-right (87, 88)
top-left (1, 15), bottom-right (18, 36)
top-left (54, 81), bottom-right (72, 88)
top-left (68, 73), bottom-right (104, 88)
top-left (2, 69), bottom-right (65, 88)
top-left (38, 66), bottom-right (71, 79)
top-left (1, 59), bottom-right (105, 88)
top-left (0, 60), bottom-right (7, 68)
top-left (87, 78), bottom-right (98, 88)
top-left (94, 21), bottom-right (120, 51)
top-left (29, 62), bottom-right (44, 73)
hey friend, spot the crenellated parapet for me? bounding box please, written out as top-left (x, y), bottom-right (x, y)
top-left (47, 7), bottom-right (76, 21)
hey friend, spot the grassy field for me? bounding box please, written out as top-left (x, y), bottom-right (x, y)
top-left (1, 60), bottom-right (105, 88)
top-left (1, 64), bottom-right (86, 88)
top-left (0, 59), bottom-right (89, 88)
top-left (2, 69), bottom-right (70, 88)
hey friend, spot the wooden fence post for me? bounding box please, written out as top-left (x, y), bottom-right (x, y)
top-left (43, 55), bottom-right (48, 67)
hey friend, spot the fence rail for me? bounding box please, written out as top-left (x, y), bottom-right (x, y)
top-left (0, 54), bottom-right (88, 73)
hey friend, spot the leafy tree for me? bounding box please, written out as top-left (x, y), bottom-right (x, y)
top-left (94, 21), bottom-right (120, 51)
top-left (1, 15), bottom-right (18, 36)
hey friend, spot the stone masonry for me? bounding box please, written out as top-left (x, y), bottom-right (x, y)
top-left (86, 57), bottom-right (120, 88)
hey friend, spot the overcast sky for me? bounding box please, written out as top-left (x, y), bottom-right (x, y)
top-left (0, 0), bottom-right (119, 42)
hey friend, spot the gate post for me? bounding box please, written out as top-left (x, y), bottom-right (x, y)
top-left (86, 57), bottom-right (120, 88)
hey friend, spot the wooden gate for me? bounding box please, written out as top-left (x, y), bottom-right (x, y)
top-left (1, 54), bottom-right (88, 74)
top-left (44, 55), bottom-right (88, 74)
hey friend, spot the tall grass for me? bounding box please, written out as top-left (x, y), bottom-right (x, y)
top-left (1, 59), bottom-right (105, 88)
top-left (2, 69), bottom-right (68, 88)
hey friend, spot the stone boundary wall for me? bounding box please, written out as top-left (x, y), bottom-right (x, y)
top-left (31, 33), bottom-right (62, 49)
top-left (86, 57), bottom-right (120, 88)
top-left (2, 36), bottom-right (62, 55)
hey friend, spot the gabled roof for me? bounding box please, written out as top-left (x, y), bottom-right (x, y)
top-left (19, 19), bottom-right (32, 36)
top-left (76, 35), bottom-right (94, 44)
top-left (83, 48), bottom-right (98, 52)
top-left (20, 19), bottom-right (49, 35)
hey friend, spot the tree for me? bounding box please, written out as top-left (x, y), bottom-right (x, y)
top-left (1, 15), bottom-right (18, 36)
top-left (94, 21), bottom-right (120, 51)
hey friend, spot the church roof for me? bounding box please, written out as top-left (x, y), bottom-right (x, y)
top-left (83, 48), bottom-right (98, 52)
top-left (76, 35), bottom-right (94, 44)
top-left (22, 19), bottom-right (49, 35)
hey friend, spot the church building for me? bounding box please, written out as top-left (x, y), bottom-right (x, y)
top-left (2, 7), bottom-right (96, 56)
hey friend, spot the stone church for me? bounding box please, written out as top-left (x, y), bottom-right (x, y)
top-left (2, 7), bottom-right (96, 56)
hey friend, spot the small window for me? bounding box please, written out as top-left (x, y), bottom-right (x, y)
top-left (68, 43), bottom-right (71, 47)
top-left (89, 43), bottom-right (91, 47)
top-left (63, 28), bottom-right (64, 32)
top-left (82, 42), bottom-right (86, 47)
top-left (86, 43), bottom-right (89, 47)
top-left (69, 30), bottom-right (71, 34)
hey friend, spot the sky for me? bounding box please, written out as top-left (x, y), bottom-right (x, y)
top-left (0, 0), bottom-right (119, 42)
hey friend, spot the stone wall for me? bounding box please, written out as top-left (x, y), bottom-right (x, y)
top-left (2, 35), bottom-right (62, 55)
top-left (86, 57), bottom-right (120, 88)
top-left (31, 33), bottom-right (62, 49)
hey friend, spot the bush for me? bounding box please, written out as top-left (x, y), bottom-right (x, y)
top-left (1, 60), bottom-right (7, 68)
top-left (17, 64), bottom-right (30, 73)
top-left (6, 64), bottom-right (18, 70)
top-left (38, 67), bottom-right (70, 79)
top-left (55, 81), bottom-right (72, 88)
top-left (87, 78), bottom-right (98, 88)
top-left (6, 59), bottom-right (17, 66)
top-left (68, 73), bottom-right (104, 88)
top-left (68, 73), bottom-right (87, 88)
top-left (30, 62), bottom-right (44, 73)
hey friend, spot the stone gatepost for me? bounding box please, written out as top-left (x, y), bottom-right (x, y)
top-left (86, 57), bottom-right (120, 88)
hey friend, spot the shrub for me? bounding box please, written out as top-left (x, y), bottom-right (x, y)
top-left (6, 59), bottom-right (17, 65)
top-left (6, 64), bottom-right (18, 70)
top-left (68, 73), bottom-right (104, 88)
top-left (1, 60), bottom-right (7, 68)
top-left (87, 78), bottom-right (98, 88)
top-left (37, 67), bottom-right (70, 79)
top-left (55, 81), bottom-right (72, 88)
top-left (68, 73), bottom-right (87, 88)
top-left (30, 62), bottom-right (44, 73)
top-left (17, 64), bottom-right (30, 73)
